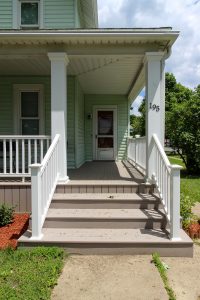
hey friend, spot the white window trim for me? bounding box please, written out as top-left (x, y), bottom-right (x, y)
top-left (12, 0), bottom-right (44, 29)
top-left (13, 84), bottom-right (45, 135)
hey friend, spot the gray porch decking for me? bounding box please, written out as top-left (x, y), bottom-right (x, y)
top-left (68, 161), bottom-right (144, 184)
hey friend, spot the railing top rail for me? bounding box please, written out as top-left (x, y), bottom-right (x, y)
top-left (40, 134), bottom-right (60, 173)
top-left (128, 136), bottom-right (146, 140)
top-left (152, 134), bottom-right (171, 168)
top-left (0, 135), bottom-right (51, 140)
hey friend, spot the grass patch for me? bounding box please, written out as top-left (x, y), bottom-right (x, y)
top-left (152, 253), bottom-right (176, 300)
top-left (0, 247), bottom-right (65, 300)
top-left (168, 155), bottom-right (186, 169)
top-left (168, 155), bottom-right (200, 203)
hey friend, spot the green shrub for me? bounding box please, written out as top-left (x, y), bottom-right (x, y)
top-left (0, 204), bottom-right (14, 227)
top-left (180, 193), bottom-right (195, 229)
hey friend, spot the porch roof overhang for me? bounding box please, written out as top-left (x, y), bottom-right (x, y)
top-left (0, 28), bottom-right (179, 102)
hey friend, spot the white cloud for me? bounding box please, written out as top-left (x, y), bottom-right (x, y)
top-left (131, 94), bottom-right (144, 116)
top-left (98, 0), bottom-right (200, 89)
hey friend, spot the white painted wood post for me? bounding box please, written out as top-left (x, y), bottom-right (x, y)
top-left (30, 163), bottom-right (43, 240)
top-left (48, 53), bottom-right (69, 183)
top-left (144, 52), bottom-right (165, 181)
top-left (170, 165), bottom-right (182, 241)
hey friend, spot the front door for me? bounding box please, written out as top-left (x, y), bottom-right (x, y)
top-left (94, 108), bottom-right (117, 160)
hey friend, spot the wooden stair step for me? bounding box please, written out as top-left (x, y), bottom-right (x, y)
top-left (18, 228), bottom-right (193, 257)
top-left (51, 193), bottom-right (161, 209)
top-left (44, 208), bottom-right (166, 229)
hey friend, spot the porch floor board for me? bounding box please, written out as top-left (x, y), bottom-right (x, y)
top-left (67, 161), bottom-right (144, 184)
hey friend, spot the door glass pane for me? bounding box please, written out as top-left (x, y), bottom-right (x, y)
top-left (21, 92), bottom-right (38, 117)
top-left (98, 111), bottom-right (113, 135)
top-left (21, 3), bottom-right (39, 25)
top-left (98, 137), bottom-right (113, 148)
top-left (22, 120), bottom-right (39, 135)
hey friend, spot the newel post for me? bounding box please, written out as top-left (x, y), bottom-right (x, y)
top-left (30, 163), bottom-right (43, 240)
top-left (170, 164), bottom-right (182, 241)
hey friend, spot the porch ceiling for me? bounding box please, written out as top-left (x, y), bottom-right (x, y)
top-left (0, 28), bottom-right (179, 96)
top-left (0, 54), bottom-right (144, 95)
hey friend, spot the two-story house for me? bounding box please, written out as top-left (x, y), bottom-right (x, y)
top-left (0, 0), bottom-right (192, 256)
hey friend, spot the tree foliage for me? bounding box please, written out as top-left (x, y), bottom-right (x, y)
top-left (130, 73), bottom-right (200, 175)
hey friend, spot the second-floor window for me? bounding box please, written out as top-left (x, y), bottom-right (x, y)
top-left (20, 1), bottom-right (39, 28)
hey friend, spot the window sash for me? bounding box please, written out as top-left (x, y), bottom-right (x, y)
top-left (20, 1), bottom-right (40, 27)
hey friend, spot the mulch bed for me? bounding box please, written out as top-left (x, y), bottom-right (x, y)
top-left (0, 213), bottom-right (29, 249)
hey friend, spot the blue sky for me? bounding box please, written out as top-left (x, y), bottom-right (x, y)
top-left (97, 0), bottom-right (200, 113)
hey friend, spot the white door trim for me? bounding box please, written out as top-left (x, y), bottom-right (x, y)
top-left (93, 105), bottom-right (117, 161)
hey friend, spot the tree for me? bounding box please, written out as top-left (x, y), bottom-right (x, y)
top-left (166, 79), bottom-right (200, 174)
top-left (130, 99), bottom-right (145, 136)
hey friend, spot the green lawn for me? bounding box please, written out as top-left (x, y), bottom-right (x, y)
top-left (168, 155), bottom-right (200, 204)
top-left (0, 247), bottom-right (65, 300)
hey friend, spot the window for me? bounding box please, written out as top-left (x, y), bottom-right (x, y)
top-left (21, 2), bottom-right (39, 27)
top-left (12, 0), bottom-right (43, 29)
top-left (21, 91), bottom-right (39, 135)
top-left (13, 85), bottom-right (44, 135)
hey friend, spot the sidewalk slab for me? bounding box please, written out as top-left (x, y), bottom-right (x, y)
top-left (51, 255), bottom-right (168, 300)
top-left (163, 244), bottom-right (200, 300)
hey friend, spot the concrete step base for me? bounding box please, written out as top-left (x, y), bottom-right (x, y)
top-left (19, 228), bottom-right (193, 257)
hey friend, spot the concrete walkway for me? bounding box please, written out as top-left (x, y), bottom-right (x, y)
top-left (163, 244), bottom-right (200, 300)
top-left (51, 255), bottom-right (168, 300)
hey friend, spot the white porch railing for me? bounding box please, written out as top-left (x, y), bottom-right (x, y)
top-left (0, 136), bottom-right (51, 177)
top-left (30, 134), bottom-right (60, 239)
top-left (127, 134), bottom-right (182, 240)
top-left (127, 136), bottom-right (146, 175)
top-left (151, 134), bottom-right (182, 240)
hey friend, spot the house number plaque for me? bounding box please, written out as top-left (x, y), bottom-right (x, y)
top-left (150, 103), bottom-right (160, 112)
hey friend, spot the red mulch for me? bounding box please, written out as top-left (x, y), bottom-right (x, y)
top-left (0, 213), bottom-right (29, 250)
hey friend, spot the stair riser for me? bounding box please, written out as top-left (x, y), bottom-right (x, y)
top-left (18, 242), bottom-right (193, 257)
top-left (50, 201), bottom-right (161, 210)
top-left (44, 219), bottom-right (166, 230)
top-left (56, 185), bottom-right (138, 194)
top-left (55, 185), bottom-right (154, 194)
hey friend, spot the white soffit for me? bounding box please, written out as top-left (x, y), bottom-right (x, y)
top-left (0, 54), bottom-right (143, 94)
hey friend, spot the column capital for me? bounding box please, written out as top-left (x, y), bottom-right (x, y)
top-left (48, 52), bottom-right (69, 66)
top-left (143, 52), bottom-right (165, 64)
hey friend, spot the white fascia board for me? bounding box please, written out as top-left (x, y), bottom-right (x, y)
top-left (0, 29), bottom-right (180, 46)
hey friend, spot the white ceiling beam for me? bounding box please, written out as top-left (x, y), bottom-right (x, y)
top-left (128, 65), bottom-right (145, 103)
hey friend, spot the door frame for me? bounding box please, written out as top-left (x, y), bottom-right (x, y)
top-left (92, 105), bottom-right (118, 160)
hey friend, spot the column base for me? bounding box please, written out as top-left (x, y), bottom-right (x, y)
top-left (58, 176), bottom-right (70, 184)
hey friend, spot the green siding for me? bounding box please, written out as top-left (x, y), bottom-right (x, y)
top-left (85, 95), bottom-right (128, 161)
top-left (75, 79), bottom-right (85, 167)
top-left (0, 75), bottom-right (76, 168)
top-left (0, 1), bottom-right (12, 29)
top-left (44, 0), bottom-right (75, 29)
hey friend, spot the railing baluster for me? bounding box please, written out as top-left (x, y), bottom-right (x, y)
top-left (22, 139), bottom-right (25, 174)
top-left (9, 139), bottom-right (12, 174)
top-left (16, 139), bottom-right (19, 174)
top-left (3, 139), bottom-right (6, 174)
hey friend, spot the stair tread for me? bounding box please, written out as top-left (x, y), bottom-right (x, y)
top-left (56, 181), bottom-right (142, 186)
top-left (46, 208), bottom-right (165, 220)
top-left (19, 228), bottom-right (192, 244)
top-left (53, 193), bottom-right (158, 201)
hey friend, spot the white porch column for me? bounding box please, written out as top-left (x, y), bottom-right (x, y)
top-left (144, 52), bottom-right (165, 180)
top-left (48, 52), bottom-right (69, 183)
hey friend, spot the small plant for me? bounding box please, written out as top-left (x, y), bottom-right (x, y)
top-left (152, 253), bottom-right (176, 300)
top-left (180, 193), bottom-right (195, 229)
top-left (0, 204), bottom-right (14, 227)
